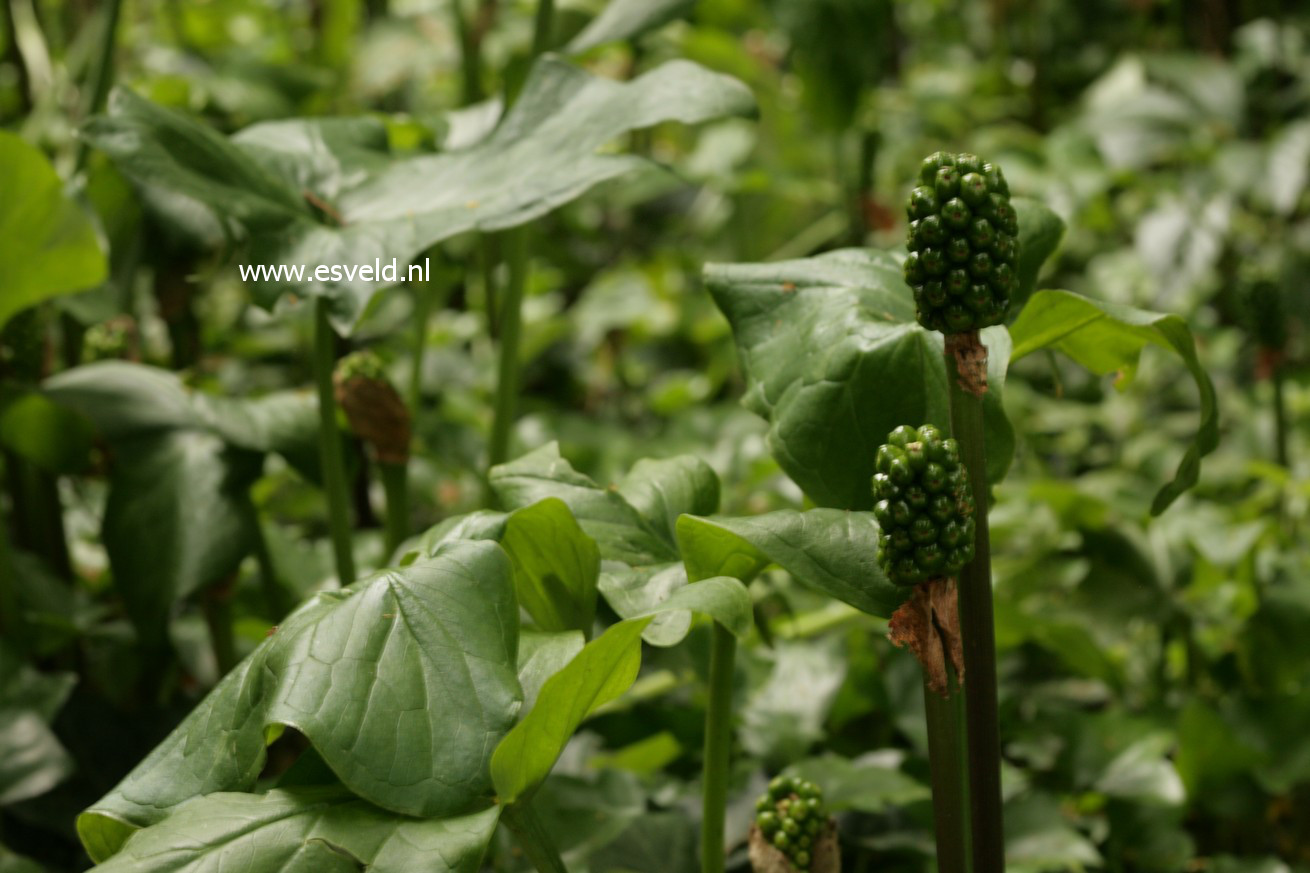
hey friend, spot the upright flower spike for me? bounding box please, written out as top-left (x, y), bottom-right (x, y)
top-left (904, 151), bottom-right (1017, 334)
top-left (872, 424), bottom-right (975, 587)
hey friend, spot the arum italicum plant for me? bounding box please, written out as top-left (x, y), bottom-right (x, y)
top-left (705, 147), bottom-right (1217, 873)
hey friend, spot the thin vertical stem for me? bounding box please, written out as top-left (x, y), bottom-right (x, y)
top-left (313, 299), bottom-right (357, 583)
top-left (700, 621), bottom-right (736, 873)
top-left (1272, 361), bottom-right (1289, 469)
top-left (253, 520), bottom-right (291, 619)
top-left (202, 576), bottom-right (238, 676)
top-left (74, 0), bottom-right (124, 170)
top-left (501, 800), bottom-right (568, 873)
top-left (946, 331), bottom-right (1004, 873)
top-left (408, 285), bottom-right (434, 415)
top-left (530, 0), bottom-right (554, 58)
top-left (487, 228), bottom-right (527, 470)
top-left (379, 462), bottom-right (408, 560)
top-left (923, 666), bottom-right (970, 873)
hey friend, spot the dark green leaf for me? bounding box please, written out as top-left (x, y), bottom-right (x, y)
top-left (92, 788), bottom-right (499, 873)
top-left (1011, 197), bottom-right (1066, 314)
top-left (706, 249), bottom-right (1013, 509)
top-left (1008, 289), bottom-right (1218, 514)
top-left (616, 456), bottom-right (720, 545)
top-left (0, 389), bottom-right (94, 474)
top-left (90, 59), bottom-right (754, 330)
top-left (491, 617), bottom-right (651, 805)
top-left (565, 0), bottom-right (694, 53)
top-left (78, 542), bottom-right (522, 860)
top-left (103, 431), bottom-right (261, 648)
top-left (0, 132), bottom-right (108, 329)
top-left (784, 753), bottom-right (930, 813)
top-left (490, 443), bottom-right (677, 565)
top-left (501, 499), bottom-right (600, 635)
top-left (676, 508), bottom-right (903, 617)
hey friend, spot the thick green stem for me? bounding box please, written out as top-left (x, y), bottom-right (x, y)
top-left (408, 286), bottom-right (434, 415)
top-left (1272, 360), bottom-right (1289, 469)
top-left (74, 0), bottom-right (123, 170)
top-left (313, 299), bottom-right (357, 583)
top-left (202, 577), bottom-right (238, 676)
top-left (923, 664), bottom-right (970, 873)
top-left (701, 621), bottom-right (736, 873)
top-left (501, 800), bottom-right (569, 873)
top-left (488, 229), bottom-right (527, 470)
top-left (946, 331), bottom-right (1004, 872)
top-left (253, 520), bottom-right (292, 619)
top-left (379, 461), bottom-right (409, 559)
top-left (530, 0), bottom-right (554, 58)
top-left (0, 474), bottom-right (25, 651)
top-left (450, 0), bottom-right (484, 105)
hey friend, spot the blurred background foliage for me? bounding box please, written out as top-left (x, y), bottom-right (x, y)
top-left (1, 0), bottom-right (1309, 870)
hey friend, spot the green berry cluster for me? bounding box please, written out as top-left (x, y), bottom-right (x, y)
top-left (754, 776), bottom-right (827, 871)
top-left (904, 151), bottom-right (1018, 334)
top-left (872, 424), bottom-right (975, 587)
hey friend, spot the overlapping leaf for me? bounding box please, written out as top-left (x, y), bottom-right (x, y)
top-left (676, 508), bottom-right (903, 618)
top-left (1008, 289), bottom-right (1218, 513)
top-left (0, 133), bottom-right (107, 330)
top-left (78, 542), bottom-right (521, 861)
top-left (92, 788), bottom-right (499, 873)
top-left (705, 247), bottom-right (1015, 509)
top-left (87, 58), bottom-right (754, 330)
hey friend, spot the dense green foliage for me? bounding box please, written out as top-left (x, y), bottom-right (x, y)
top-left (1, 1), bottom-right (1307, 872)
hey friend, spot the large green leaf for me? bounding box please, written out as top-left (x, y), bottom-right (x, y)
top-left (491, 576), bottom-right (750, 803)
top-left (44, 362), bottom-right (322, 478)
top-left (0, 389), bottom-right (94, 475)
top-left (0, 648), bottom-right (76, 807)
top-left (676, 508), bottom-right (903, 618)
top-left (88, 58), bottom-right (754, 330)
top-left (78, 542), bottom-right (522, 860)
top-left (500, 498), bottom-right (600, 636)
top-left (490, 443), bottom-right (677, 565)
top-left (565, 0), bottom-right (694, 53)
top-left (1011, 197), bottom-right (1066, 314)
top-left (0, 133), bottom-right (108, 330)
top-left (103, 431), bottom-right (262, 649)
top-left (617, 456), bottom-right (720, 545)
top-left (705, 248), bottom-right (1013, 509)
top-left (1008, 289), bottom-right (1218, 514)
top-left (491, 618), bottom-right (650, 806)
top-left (92, 788), bottom-right (499, 873)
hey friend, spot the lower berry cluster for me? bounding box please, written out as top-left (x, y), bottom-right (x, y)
top-left (872, 424), bottom-right (975, 587)
top-left (754, 776), bottom-right (828, 871)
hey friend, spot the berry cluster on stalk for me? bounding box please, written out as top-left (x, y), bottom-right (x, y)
top-left (754, 776), bottom-right (828, 871)
top-left (904, 151), bottom-right (1017, 333)
top-left (873, 424), bottom-right (975, 587)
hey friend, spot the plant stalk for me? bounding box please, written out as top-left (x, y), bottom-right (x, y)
top-left (530, 0), bottom-right (554, 58)
top-left (923, 664), bottom-right (970, 873)
top-left (202, 576), bottom-right (238, 676)
top-left (379, 461), bottom-right (409, 559)
top-left (488, 228), bottom-right (527, 470)
top-left (945, 331), bottom-right (1005, 872)
top-left (700, 621), bottom-right (736, 873)
top-left (74, 0), bottom-right (124, 171)
top-left (408, 285), bottom-right (434, 415)
top-left (501, 799), bottom-right (569, 873)
top-left (313, 299), bottom-right (357, 583)
top-left (1272, 359), bottom-right (1289, 469)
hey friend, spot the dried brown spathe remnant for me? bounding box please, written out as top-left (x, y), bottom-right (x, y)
top-left (748, 820), bottom-right (840, 873)
top-left (889, 577), bottom-right (965, 696)
top-left (334, 374), bottom-right (412, 465)
top-left (945, 330), bottom-right (988, 397)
